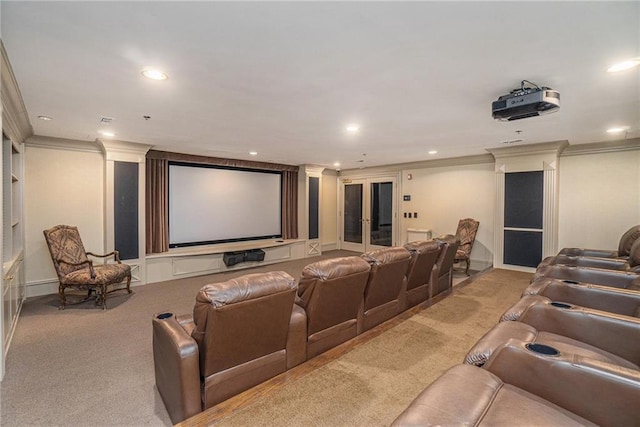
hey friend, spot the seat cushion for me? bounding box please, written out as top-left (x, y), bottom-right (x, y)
top-left (63, 263), bottom-right (130, 285)
top-left (391, 364), bottom-right (594, 426)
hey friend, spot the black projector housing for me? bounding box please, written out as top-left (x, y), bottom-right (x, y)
top-left (492, 87), bottom-right (560, 121)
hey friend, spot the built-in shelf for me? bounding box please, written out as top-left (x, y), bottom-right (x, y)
top-left (2, 134), bottom-right (25, 366)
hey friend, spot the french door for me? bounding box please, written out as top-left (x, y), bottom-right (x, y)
top-left (340, 177), bottom-right (397, 252)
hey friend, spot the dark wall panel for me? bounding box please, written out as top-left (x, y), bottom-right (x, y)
top-left (308, 176), bottom-right (319, 240)
top-left (114, 161), bottom-right (139, 260)
top-left (504, 171), bottom-right (543, 229)
top-left (504, 230), bottom-right (542, 267)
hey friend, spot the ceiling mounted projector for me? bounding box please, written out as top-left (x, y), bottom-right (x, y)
top-left (492, 80), bottom-right (560, 121)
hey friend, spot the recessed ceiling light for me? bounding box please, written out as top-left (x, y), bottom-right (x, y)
top-left (606, 126), bottom-right (629, 133)
top-left (346, 124), bottom-right (360, 133)
top-left (249, 151), bottom-right (258, 156)
top-left (428, 150), bottom-right (438, 155)
top-left (37, 115), bottom-right (52, 121)
top-left (333, 162), bottom-right (341, 167)
top-left (607, 59), bottom-right (640, 73)
top-left (99, 130), bottom-right (115, 137)
top-left (141, 68), bottom-right (168, 80)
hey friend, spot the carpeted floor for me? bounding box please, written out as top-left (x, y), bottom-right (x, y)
top-left (0, 251), bottom-right (531, 427)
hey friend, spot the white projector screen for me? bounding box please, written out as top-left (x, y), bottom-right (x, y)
top-left (168, 163), bottom-right (282, 247)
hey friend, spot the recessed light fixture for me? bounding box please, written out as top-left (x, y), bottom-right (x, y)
top-left (333, 162), bottom-right (341, 167)
top-left (249, 151), bottom-right (258, 156)
top-left (428, 150), bottom-right (438, 155)
top-left (37, 115), bottom-right (53, 121)
top-left (141, 68), bottom-right (168, 80)
top-left (346, 124), bottom-right (360, 133)
top-left (607, 59), bottom-right (640, 73)
top-left (99, 130), bottom-right (116, 137)
top-left (606, 126), bottom-right (629, 133)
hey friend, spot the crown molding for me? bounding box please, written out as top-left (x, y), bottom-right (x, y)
top-left (487, 140), bottom-right (569, 159)
top-left (341, 153), bottom-right (494, 175)
top-left (25, 135), bottom-right (102, 153)
top-left (97, 138), bottom-right (153, 163)
top-left (561, 138), bottom-right (640, 157)
top-left (1, 41), bottom-right (33, 143)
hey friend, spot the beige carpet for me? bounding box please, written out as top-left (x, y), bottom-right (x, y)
top-left (0, 254), bottom-right (530, 427)
top-left (215, 268), bottom-right (532, 426)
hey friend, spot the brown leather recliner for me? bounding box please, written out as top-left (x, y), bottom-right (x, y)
top-left (465, 295), bottom-right (640, 369)
top-left (403, 240), bottom-right (442, 309)
top-left (359, 247), bottom-right (412, 333)
top-left (296, 256), bottom-right (371, 359)
top-left (394, 342), bottom-right (640, 427)
top-left (152, 271), bottom-right (306, 424)
top-left (537, 238), bottom-right (640, 272)
top-left (558, 224), bottom-right (640, 259)
top-left (525, 276), bottom-right (640, 316)
top-left (430, 234), bottom-right (460, 298)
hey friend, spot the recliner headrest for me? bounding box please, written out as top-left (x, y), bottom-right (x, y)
top-left (404, 239), bottom-right (441, 254)
top-left (301, 256), bottom-right (371, 281)
top-left (628, 238), bottom-right (640, 268)
top-left (196, 271), bottom-right (296, 308)
top-left (435, 234), bottom-right (460, 246)
top-left (361, 246), bottom-right (411, 265)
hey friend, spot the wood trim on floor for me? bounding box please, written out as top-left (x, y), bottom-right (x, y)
top-left (177, 269), bottom-right (493, 426)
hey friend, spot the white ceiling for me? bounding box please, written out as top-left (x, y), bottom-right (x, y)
top-left (2, 1), bottom-right (639, 169)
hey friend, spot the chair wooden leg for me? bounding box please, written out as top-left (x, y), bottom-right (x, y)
top-left (465, 259), bottom-right (470, 276)
top-left (58, 283), bottom-right (66, 310)
top-left (126, 274), bottom-right (132, 294)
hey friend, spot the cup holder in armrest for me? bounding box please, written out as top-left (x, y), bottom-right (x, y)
top-left (156, 312), bottom-right (173, 320)
top-left (562, 280), bottom-right (579, 285)
top-left (526, 343), bottom-right (560, 356)
top-left (550, 301), bottom-right (572, 309)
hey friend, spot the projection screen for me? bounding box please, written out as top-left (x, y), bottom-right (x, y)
top-left (168, 162), bottom-right (282, 247)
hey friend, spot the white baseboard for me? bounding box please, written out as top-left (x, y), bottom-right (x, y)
top-left (321, 243), bottom-right (337, 252)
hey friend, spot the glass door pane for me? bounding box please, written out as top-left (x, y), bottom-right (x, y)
top-left (344, 183), bottom-right (363, 244)
top-left (369, 182), bottom-right (393, 247)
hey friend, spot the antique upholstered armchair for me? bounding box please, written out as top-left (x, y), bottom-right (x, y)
top-left (453, 218), bottom-right (480, 276)
top-left (43, 225), bottom-right (132, 309)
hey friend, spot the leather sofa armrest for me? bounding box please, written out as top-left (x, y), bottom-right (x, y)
top-left (501, 295), bottom-right (640, 366)
top-left (484, 340), bottom-right (640, 427)
top-left (534, 265), bottom-right (639, 289)
top-left (286, 304), bottom-right (308, 369)
top-left (464, 321), bottom-right (538, 366)
top-left (558, 248), bottom-right (619, 258)
top-left (525, 278), bottom-right (640, 316)
top-left (152, 312), bottom-right (202, 424)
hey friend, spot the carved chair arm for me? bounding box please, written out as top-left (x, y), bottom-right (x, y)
top-left (86, 250), bottom-right (122, 263)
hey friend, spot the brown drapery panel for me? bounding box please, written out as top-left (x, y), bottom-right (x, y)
top-left (145, 150), bottom-right (299, 253)
top-left (145, 158), bottom-right (169, 254)
top-left (281, 170), bottom-right (298, 240)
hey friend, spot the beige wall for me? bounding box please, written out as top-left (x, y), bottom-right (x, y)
top-left (24, 142), bottom-right (104, 295)
top-left (401, 162), bottom-right (495, 269)
top-left (321, 169), bottom-right (338, 249)
top-left (558, 149), bottom-right (640, 251)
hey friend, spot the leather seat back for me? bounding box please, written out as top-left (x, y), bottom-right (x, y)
top-left (404, 240), bottom-right (442, 291)
top-left (360, 247), bottom-right (412, 332)
top-left (431, 234), bottom-right (460, 297)
top-left (297, 256), bottom-right (371, 358)
top-left (192, 271), bottom-right (296, 378)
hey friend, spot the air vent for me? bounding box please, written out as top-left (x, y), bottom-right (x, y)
top-left (501, 139), bottom-right (523, 144)
top-left (99, 116), bottom-right (114, 124)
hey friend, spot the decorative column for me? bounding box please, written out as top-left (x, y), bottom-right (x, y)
top-left (488, 141), bottom-right (567, 271)
top-left (298, 165), bottom-right (325, 257)
top-left (98, 139), bottom-right (152, 285)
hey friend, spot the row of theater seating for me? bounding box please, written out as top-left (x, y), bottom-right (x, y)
top-left (393, 227), bottom-right (640, 426)
top-left (153, 235), bottom-right (462, 423)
